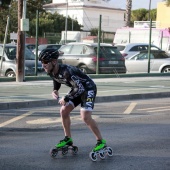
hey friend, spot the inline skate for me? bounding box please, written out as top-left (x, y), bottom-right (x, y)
top-left (50, 136), bottom-right (78, 158)
top-left (89, 139), bottom-right (113, 161)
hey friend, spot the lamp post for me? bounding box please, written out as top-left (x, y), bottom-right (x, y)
top-left (64, 0), bottom-right (68, 44)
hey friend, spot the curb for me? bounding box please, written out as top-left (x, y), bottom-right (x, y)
top-left (1, 92), bottom-right (170, 110)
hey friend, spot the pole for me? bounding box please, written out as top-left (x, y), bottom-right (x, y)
top-left (22, 0), bottom-right (26, 80)
top-left (35, 9), bottom-right (39, 76)
top-left (16, 0), bottom-right (25, 82)
top-left (148, 0), bottom-right (151, 21)
top-left (65, 0), bottom-right (68, 44)
top-left (0, 16), bottom-right (9, 76)
top-left (72, 17), bottom-right (73, 31)
top-left (96, 15), bottom-right (102, 74)
top-left (148, 19), bottom-right (152, 73)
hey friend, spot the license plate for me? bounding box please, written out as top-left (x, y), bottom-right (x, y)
top-left (109, 61), bottom-right (118, 64)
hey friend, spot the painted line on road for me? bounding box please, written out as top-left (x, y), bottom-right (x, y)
top-left (147, 108), bottom-right (170, 112)
top-left (138, 106), bottom-right (170, 110)
top-left (124, 102), bottom-right (137, 114)
top-left (26, 115), bottom-right (99, 125)
top-left (0, 111), bottom-right (34, 128)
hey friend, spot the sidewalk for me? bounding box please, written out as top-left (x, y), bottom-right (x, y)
top-left (0, 76), bottom-right (170, 110)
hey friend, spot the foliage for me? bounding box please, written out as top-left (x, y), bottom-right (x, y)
top-left (131, 9), bottom-right (157, 25)
top-left (90, 28), bottom-right (99, 36)
top-left (0, 0), bottom-right (12, 8)
top-left (165, 0), bottom-right (170, 6)
top-left (0, 0), bottom-right (81, 43)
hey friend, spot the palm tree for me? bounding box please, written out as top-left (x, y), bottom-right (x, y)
top-left (165, 0), bottom-right (170, 6)
top-left (125, 0), bottom-right (132, 27)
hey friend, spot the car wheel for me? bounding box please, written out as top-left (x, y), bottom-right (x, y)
top-left (6, 71), bottom-right (16, 77)
top-left (78, 65), bottom-right (88, 74)
top-left (161, 66), bottom-right (170, 73)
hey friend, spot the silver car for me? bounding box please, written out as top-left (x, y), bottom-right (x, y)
top-left (125, 50), bottom-right (170, 73)
top-left (115, 43), bottom-right (162, 59)
top-left (0, 44), bottom-right (44, 77)
top-left (58, 42), bottom-right (126, 74)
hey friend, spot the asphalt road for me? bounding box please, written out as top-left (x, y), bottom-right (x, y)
top-left (0, 98), bottom-right (170, 170)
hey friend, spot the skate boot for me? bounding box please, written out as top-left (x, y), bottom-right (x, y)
top-left (89, 139), bottom-right (113, 161)
top-left (50, 136), bottom-right (78, 158)
top-left (55, 136), bottom-right (73, 148)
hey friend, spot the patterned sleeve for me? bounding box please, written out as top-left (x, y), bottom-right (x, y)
top-left (53, 79), bottom-right (61, 91)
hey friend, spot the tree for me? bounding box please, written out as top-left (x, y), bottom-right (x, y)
top-left (131, 9), bottom-right (156, 27)
top-left (0, 0), bottom-right (12, 8)
top-left (131, 8), bottom-right (148, 21)
top-left (0, 0), bottom-right (82, 43)
top-left (165, 0), bottom-right (170, 6)
top-left (125, 0), bottom-right (132, 27)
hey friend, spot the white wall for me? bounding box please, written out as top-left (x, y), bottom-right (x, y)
top-left (45, 0), bottom-right (125, 32)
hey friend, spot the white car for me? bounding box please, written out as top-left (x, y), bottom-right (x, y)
top-left (115, 43), bottom-right (162, 59)
top-left (125, 50), bottom-right (170, 73)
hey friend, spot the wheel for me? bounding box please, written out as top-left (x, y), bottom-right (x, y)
top-left (89, 151), bottom-right (97, 162)
top-left (72, 146), bottom-right (78, 154)
top-left (99, 150), bottom-right (105, 159)
top-left (62, 148), bottom-right (68, 155)
top-left (50, 148), bottom-right (58, 158)
top-left (6, 71), bottom-right (16, 77)
top-left (106, 147), bottom-right (113, 157)
top-left (78, 65), bottom-right (88, 74)
top-left (161, 66), bottom-right (170, 73)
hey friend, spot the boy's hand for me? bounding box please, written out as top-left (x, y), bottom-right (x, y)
top-left (58, 97), bottom-right (67, 106)
top-left (52, 90), bottom-right (59, 99)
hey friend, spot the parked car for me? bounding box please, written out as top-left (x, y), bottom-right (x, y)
top-left (25, 44), bottom-right (36, 52)
top-left (167, 44), bottom-right (170, 56)
top-left (0, 44), bottom-right (44, 77)
top-left (115, 43), bottom-right (162, 59)
top-left (125, 50), bottom-right (170, 73)
top-left (58, 42), bottom-right (126, 74)
top-left (33, 44), bottom-right (62, 56)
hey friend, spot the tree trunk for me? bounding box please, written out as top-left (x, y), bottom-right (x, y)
top-left (125, 0), bottom-right (132, 27)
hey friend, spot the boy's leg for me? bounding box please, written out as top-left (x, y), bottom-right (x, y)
top-left (80, 110), bottom-right (103, 140)
top-left (60, 103), bottom-right (74, 138)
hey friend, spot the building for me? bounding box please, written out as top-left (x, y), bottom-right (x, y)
top-left (156, 1), bottom-right (170, 29)
top-left (43, 0), bottom-right (126, 33)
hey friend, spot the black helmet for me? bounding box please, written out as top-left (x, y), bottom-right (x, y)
top-left (39, 49), bottom-right (60, 62)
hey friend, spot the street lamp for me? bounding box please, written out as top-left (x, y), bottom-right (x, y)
top-left (64, 0), bottom-right (68, 44)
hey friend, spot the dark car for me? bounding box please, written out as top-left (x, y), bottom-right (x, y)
top-left (0, 44), bottom-right (44, 77)
top-left (58, 42), bottom-right (126, 74)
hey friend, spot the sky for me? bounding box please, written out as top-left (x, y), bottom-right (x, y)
top-left (111, 0), bottom-right (164, 10)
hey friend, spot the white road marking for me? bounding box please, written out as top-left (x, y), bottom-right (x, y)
top-left (0, 111), bottom-right (34, 128)
top-left (124, 102), bottom-right (137, 114)
top-left (138, 106), bottom-right (170, 110)
top-left (26, 115), bottom-right (99, 125)
top-left (147, 108), bottom-right (170, 112)
top-left (26, 118), bottom-right (62, 124)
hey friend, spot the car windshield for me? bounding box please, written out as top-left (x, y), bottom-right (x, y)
top-left (95, 46), bottom-right (122, 59)
top-left (5, 46), bottom-right (35, 60)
